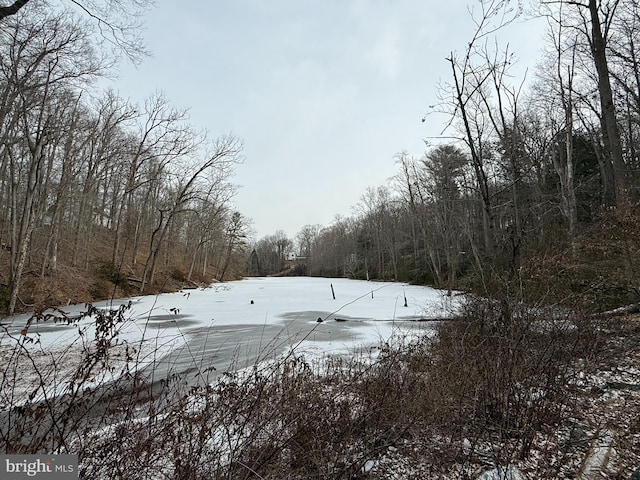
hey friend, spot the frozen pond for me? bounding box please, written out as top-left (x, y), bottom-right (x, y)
top-left (1, 277), bottom-right (462, 387)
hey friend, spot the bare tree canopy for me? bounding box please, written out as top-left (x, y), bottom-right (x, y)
top-left (0, 0), bottom-right (154, 63)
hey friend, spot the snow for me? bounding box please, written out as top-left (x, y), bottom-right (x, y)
top-left (2, 277), bottom-right (459, 351)
top-left (477, 466), bottom-right (526, 480)
top-left (4, 278), bottom-right (640, 478)
top-left (0, 277), bottom-right (461, 405)
top-left (578, 430), bottom-right (615, 479)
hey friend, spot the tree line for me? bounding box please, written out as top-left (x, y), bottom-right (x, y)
top-left (252, 0), bottom-right (640, 309)
top-left (0, 2), bottom-right (249, 314)
top-left (3, 0), bottom-right (639, 315)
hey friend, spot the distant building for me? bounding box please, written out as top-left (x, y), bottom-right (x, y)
top-left (283, 252), bottom-right (308, 275)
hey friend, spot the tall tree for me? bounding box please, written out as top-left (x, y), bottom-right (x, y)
top-left (443, 0), bottom-right (522, 256)
top-left (423, 145), bottom-right (468, 294)
top-left (218, 211), bottom-right (248, 281)
top-left (543, 0), bottom-right (630, 202)
top-left (538, 6), bottom-right (580, 248)
top-left (296, 224), bottom-right (321, 258)
top-left (584, 0), bottom-right (629, 199)
top-left (139, 135), bottom-right (242, 292)
top-left (0, 7), bottom-right (101, 313)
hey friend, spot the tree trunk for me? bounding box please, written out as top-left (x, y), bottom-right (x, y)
top-left (448, 55), bottom-right (495, 256)
top-left (588, 0), bottom-right (628, 201)
top-left (8, 140), bottom-right (45, 314)
top-left (140, 210), bottom-right (167, 293)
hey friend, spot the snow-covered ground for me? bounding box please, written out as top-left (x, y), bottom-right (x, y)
top-left (0, 277), bottom-right (461, 404)
top-left (4, 278), bottom-right (639, 478)
top-left (2, 277), bottom-right (459, 342)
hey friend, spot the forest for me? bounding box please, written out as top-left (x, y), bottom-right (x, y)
top-left (0, 1), bottom-right (249, 315)
top-left (1, 0), bottom-right (639, 317)
top-left (252, 0), bottom-right (640, 315)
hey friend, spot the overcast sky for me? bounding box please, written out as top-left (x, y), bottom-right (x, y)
top-left (107, 1), bottom-right (546, 240)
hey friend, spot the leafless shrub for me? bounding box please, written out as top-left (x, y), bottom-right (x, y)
top-left (0, 292), bottom-right (608, 479)
top-left (418, 295), bottom-right (600, 474)
top-left (0, 302), bottom-right (159, 454)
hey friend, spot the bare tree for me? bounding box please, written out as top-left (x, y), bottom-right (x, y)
top-left (392, 151), bottom-right (445, 284)
top-left (139, 135), bottom-right (242, 292)
top-left (355, 186), bottom-right (399, 279)
top-left (606, 1), bottom-right (640, 181)
top-left (308, 216), bottom-right (357, 278)
top-left (218, 211), bottom-right (248, 281)
top-left (39, 90), bottom-right (88, 276)
top-left (542, 0), bottom-right (629, 202)
top-left (0, 0), bottom-right (153, 63)
top-left (53, 90), bottom-right (134, 270)
top-left (583, 0), bottom-right (629, 198)
top-left (184, 196), bottom-right (232, 283)
top-left (0, 8), bottom-right (102, 313)
top-left (442, 0), bottom-right (522, 256)
top-left (252, 231), bottom-right (293, 276)
top-left (295, 224), bottom-right (321, 258)
top-left (539, 5), bottom-right (580, 249)
top-left (110, 92), bottom-right (190, 268)
top-left (424, 145), bottom-right (468, 295)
